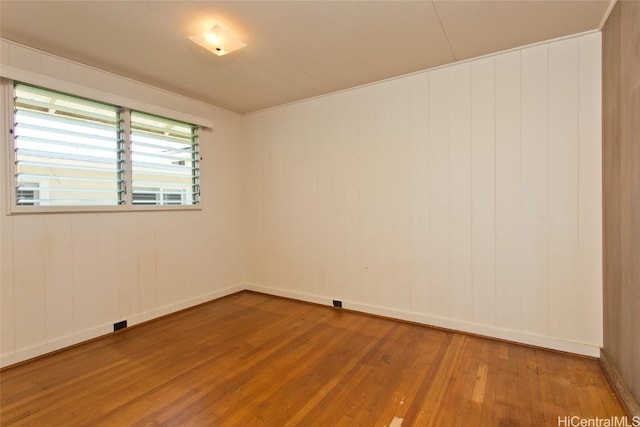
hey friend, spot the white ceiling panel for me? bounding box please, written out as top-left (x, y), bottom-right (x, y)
top-left (433, 0), bottom-right (611, 60)
top-left (0, 0), bottom-right (613, 113)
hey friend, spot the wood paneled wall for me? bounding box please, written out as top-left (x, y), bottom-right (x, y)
top-left (0, 41), bottom-right (245, 367)
top-left (602, 0), bottom-right (640, 412)
top-left (244, 33), bottom-right (603, 356)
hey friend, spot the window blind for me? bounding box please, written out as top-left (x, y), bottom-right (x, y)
top-left (13, 84), bottom-right (124, 206)
top-left (130, 111), bottom-right (199, 206)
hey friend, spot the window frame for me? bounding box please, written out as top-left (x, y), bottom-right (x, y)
top-left (3, 79), bottom-right (202, 214)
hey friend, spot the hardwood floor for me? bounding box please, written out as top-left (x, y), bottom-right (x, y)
top-left (0, 291), bottom-right (627, 426)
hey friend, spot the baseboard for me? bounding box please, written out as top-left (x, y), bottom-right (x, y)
top-left (600, 349), bottom-right (640, 417)
top-left (1, 281), bottom-right (602, 368)
top-left (0, 324), bottom-right (114, 369)
top-left (125, 284), bottom-right (245, 327)
top-left (0, 283), bottom-right (244, 368)
top-left (245, 283), bottom-right (601, 357)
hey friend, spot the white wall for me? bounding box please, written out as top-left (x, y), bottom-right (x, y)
top-left (0, 40), bottom-right (245, 366)
top-left (243, 32), bottom-right (603, 356)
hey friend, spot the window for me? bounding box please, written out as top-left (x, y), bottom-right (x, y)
top-left (13, 84), bottom-right (124, 206)
top-left (16, 182), bottom-right (39, 206)
top-left (130, 112), bottom-right (199, 206)
top-left (10, 83), bottom-right (200, 210)
top-left (132, 188), bottom-right (185, 206)
top-left (132, 189), bottom-right (159, 205)
top-left (163, 190), bottom-right (185, 205)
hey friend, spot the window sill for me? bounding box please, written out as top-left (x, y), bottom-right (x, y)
top-left (8, 204), bottom-right (203, 215)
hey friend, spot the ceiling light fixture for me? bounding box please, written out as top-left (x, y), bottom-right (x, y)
top-left (189, 24), bottom-right (246, 56)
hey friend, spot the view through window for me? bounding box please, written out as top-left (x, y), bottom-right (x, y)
top-left (12, 83), bottom-right (200, 208)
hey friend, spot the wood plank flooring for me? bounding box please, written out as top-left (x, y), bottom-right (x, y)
top-left (0, 291), bottom-right (628, 426)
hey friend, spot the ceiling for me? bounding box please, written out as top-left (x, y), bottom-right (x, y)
top-left (0, 1), bottom-right (613, 114)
